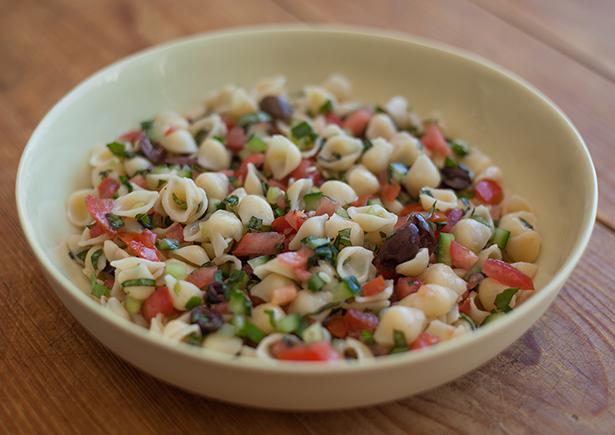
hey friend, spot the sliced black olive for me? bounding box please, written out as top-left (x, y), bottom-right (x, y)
top-left (138, 132), bottom-right (165, 164)
top-left (259, 95), bottom-right (293, 121)
top-left (190, 306), bottom-right (224, 334)
top-left (441, 166), bottom-right (472, 191)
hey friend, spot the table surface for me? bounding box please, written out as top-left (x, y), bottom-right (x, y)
top-left (2, 0), bottom-right (615, 433)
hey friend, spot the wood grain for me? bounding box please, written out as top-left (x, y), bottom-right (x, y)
top-left (2, 0), bottom-right (615, 433)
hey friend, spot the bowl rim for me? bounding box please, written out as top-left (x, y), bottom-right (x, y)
top-left (16, 24), bottom-right (598, 374)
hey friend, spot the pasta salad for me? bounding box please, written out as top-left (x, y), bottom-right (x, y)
top-left (66, 74), bottom-right (541, 362)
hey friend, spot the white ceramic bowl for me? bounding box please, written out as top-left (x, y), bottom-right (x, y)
top-left (16, 26), bottom-right (597, 410)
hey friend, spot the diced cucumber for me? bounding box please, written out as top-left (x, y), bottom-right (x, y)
top-left (228, 290), bottom-right (250, 315)
top-left (330, 276), bottom-right (361, 303)
top-left (276, 314), bottom-right (301, 333)
top-left (303, 191), bottom-right (322, 211)
top-left (438, 233), bottom-right (455, 266)
top-left (243, 322), bottom-right (266, 343)
top-left (124, 296), bottom-right (142, 315)
top-left (165, 259), bottom-right (188, 280)
top-left (302, 322), bottom-right (327, 343)
top-left (247, 255), bottom-right (270, 269)
top-left (482, 311), bottom-right (507, 325)
top-left (307, 273), bottom-right (326, 292)
top-left (246, 134), bottom-right (267, 152)
top-left (492, 228), bottom-right (511, 250)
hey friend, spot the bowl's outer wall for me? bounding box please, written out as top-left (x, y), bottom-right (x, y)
top-left (18, 28), bottom-right (596, 409)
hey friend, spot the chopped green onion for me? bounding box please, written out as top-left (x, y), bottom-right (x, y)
top-left (107, 142), bottom-right (129, 158)
top-left (140, 120), bottom-right (154, 133)
top-left (237, 111), bottom-right (271, 127)
top-left (307, 273), bottom-right (326, 292)
top-left (121, 278), bottom-right (156, 288)
top-left (319, 99), bottom-right (333, 114)
top-left (276, 314), bottom-right (301, 333)
top-left (247, 255), bottom-right (270, 269)
top-left (492, 228), bottom-right (511, 250)
top-left (391, 330), bottom-right (408, 353)
top-left (333, 228), bottom-right (352, 250)
top-left (217, 195), bottom-right (239, 211)
top-left (135, 213), bottom-right (153, 229)
top-left (213, 135), bottom-right (225, 144)
top-left (119, 175), bottom-right (133, 193)
top-left (172, 193), bottom-right (188, 210)
top-left (313, 244), bottom-right (337, 263)
top-left (335, 208), bottom-right (350, 219)
top-left (330, 276), bottom-right (361, 302)
top-left (264, 309), bottom-right (277, 329)
top-left (246, 134), bottom-right (268, 152)
top-left (291, 121), bottom-right (316, 140)
top-left (494, 288), bottom-right (519, 313)
top-left (444, 157), bottom-right (458, 168)
top-left (301, 235), bottom-right (330, 250)
top-left (228, 289), bottom-right (251, 315)
top-left (362, 138), bottom-right (373, 151)
top-left (367, 198), bottom-right (383, 206)
top-left (243, 322), bottom-right (266, 343)
top-left (105, 213), bottom-right (124, 230)
top-left (185, 296), bottom-right (202, 310)
top-left (247, 216), bottom-right (264, 232)
top-left (90, 249), bottom-right (103, 269)
top-left (360, 330), bottom-right (375, 344)
top-left (90, 275), bottom-right (110, 298)
top-left (303, 191), bottom-right (322, 211)
top-left (450, 140), bottom-right (470, 157)
top-left (156, 238), bottom-right (180, 250)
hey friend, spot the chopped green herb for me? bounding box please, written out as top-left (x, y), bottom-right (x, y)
top-left (246, 134), bottom-right (268, 152)
top-left (135, 213), bottom-right (153, 229)
top-left (247, 216), bottom-right (264, 232)
top-left (213, 135), bottom-right (225, 143)
top-left (494, 288), bottom-right (519, 313)
top-left (450, 140), bottom-right (470, 157)
top-left (330, 276), bottom-right (361, 302)
top-left (172, 193), bottom-right (188, 210)
top-left (360, 330), bottom-right (375, 344)
top-left (156, 238), bottom-right (180, 250)
top-left (243, 322), bottom-right (266, 343)
top-left (519, 217), bottom-right (534, 230)
top-left (90, 275), bottom-right (110, 298)
top-left (333, 228), bottom-right (352, 250)
top-left (307, 273), bottom-right (326, 292)
top-left (106, 142), bottom-right (128, 158)
top-left (105, 213), bottom-right (124, 230)
top-left (301, 235), bottom-right (330, 250)
top-left (228, 290), bottom-right (251, 315)
top-left (237, 111), bottom-right (271, 127)
top-left (217, 195), bottom-right (239, 211)
top-left (276, 314), bottom-right (301, 333)
top-left (185, 296), bottom-right (202, 310)
top-left (140, 120), bottom-right (154, 133)
top-left (291, 121), bottom-right (316, 140)
top-left (118, 175), bottom-right (133, 193)
top-left (391, 330), bottom-right (408, 353)
top-left (303, 191), bottom-right (323, 211)
top-left (362, 138), bottom-right (373, 151)
top-left (313, 244), bottom-right (337, 263)
top-left (90, 249), bottom-right (104, 269)
top-left (69, 249), bottom-right (88, 265)
top-left (319, 99), bottom-right (333, 114)
top-left (264, 309), bottom-right (277, 329)
top-left (444, 157), bottom-right (458, 168)
top-left (247, 255), bottom-right (270, 269)
top-left (121, 278), bottom-right (156, 287)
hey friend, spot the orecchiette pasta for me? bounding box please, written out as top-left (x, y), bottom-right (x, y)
top-left (320, 180), bottom-right (358, 206)
top-left (361, 138), bottom-right (394, 174)
top-left (346, 165), bottom-right (380, 195)
top-left (113, 190), bottom-right (159, 217)
top-left (347, 205), bottom-right (398, 233)
top-left (374, 306), bottom-right (427, 346)
top-left (195, 172), bottom-right (229, 200)
top-left (289, 214), bottom-right (327, 250)
top-left (237, 194), bottom-right (274, 226)
top-left (318, 134), bottom-right (363, 172)
top-left (198, 138), bottom-right (231, 171)
top-left (265, 135), bottom-right (301, 179)
top-left (365, 113), bottom-right (397, 141)
top-left (403, 154), bottom-right (441, 196)
top-left (160, 175), bottom-right (208, 224)
top-left (336, 246), bottom-right (374, 284)
top-left (67, 189), bottom-right (95, 226)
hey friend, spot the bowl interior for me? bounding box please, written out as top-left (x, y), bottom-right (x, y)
top-left (18, 27), bottom-right (595, 354)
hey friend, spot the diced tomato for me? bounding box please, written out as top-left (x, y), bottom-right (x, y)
top-left (272, 340), bottom-right (340, 362)
top-left (381, 182), bottom-right (401, 203)
top-left (277, 247), bottom-right (311, 268)
top-left (440, 208), bottom-right (464, 233)
top-left (268, 179), bottom-right (288, 190)
top-left (421, 122), bottom-right (451, 157)
top-left (325, 113), bottom-right (343, 126)
top-left (89, 222), bottom-right (106, 238)
top-left (119, 230), bottom-right (160, 261)
top-left (474, 179), bottom-right (503, 205)
top-left (400, 203), bottom-right (425, 216)
top-left (295, 268), bottom-right (312, 282)
top-left (222, 116), bottom-right (235, 130)
top-left (450, 240), bottom-right (479, 269)
top-left (164, 223), bottom-right (184, 243)
top-left (344, 309), bottom-right (379, 335)
top-left (103, 278), bottom-right (115, 289)
top-left (351, 194), bottom-right (372, 207)
top-left (236, 153), bottom-right (265, 179)
top-left (459, 296), bottom-right (472, 315)
top-left (342, 108), bottom-right (372, 137)
top-left (325, 315), bottom-right (348, 338)
top-left (118, 129), bottom-right (142, 143)
top-left (410, 332), bottom-right (440, 350)
top-left (142, 286), bottom-right (175, 322)
top-left (482, 258), bottom-right (535, 290)
top-left (429, 211), bottom-right (448, 223)
top-left (233, 232), bottom-right (285, 257)
top-left (362, 276), bottom-right (386, 296)
top-left (395, 278), bottom-right (422, 300)
top-left (315, 196), bottom-right (338, 216)
top-left (85, 195), bottom-right (116, 234)
top-left (97, 177), bottom-right (120, 199)
top-left (226, 126), bottom-right (247, 152)
top-left (186, 266), bottom-right (217, 289)
top-left (285, 210), bottom-right (306, 231)
top-left (270, 285), bottom-right (298, 306)
top-left (287, 159), bottom-right (321, 185)
top-left (129, 174), bottom-right (147, 189)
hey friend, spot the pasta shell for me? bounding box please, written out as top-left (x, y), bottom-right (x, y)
top-left (336, 246), bottom-right (374, 284)
top-left (198, 138), bottom-right (231, 171)
top-left (66, 189), bottom-right (95, 227)
top-left (113, 190), bottom-right (159, 217)
top-left (160, 175), bottom-right (208, 224)
top-left (265, 135), bottom-right (301, 179)
top-left (373, 306), bottom-right (427, 346)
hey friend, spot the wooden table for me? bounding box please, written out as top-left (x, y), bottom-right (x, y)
top-left (2, 1), bottom-right (614, 433)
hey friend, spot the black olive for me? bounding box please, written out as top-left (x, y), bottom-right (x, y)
top-left (190, 306), bottom-right (224, 334)
top-left (205, 281), bottom-right (224, 304)
top-left (441, 166), bottom-right (472, 191)
top-left (259, 95), bottom-right (293, 121)
top-left (374, 213), bottom-right (436, 276)
top-left (138, 132), bottom-right (165, 164)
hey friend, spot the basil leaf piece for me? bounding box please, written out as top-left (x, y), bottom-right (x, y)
top-left (121, 278), bottom-right (156, 287)
top-left (494, 288), bottom-right (519, 313)
top-left (172, 193), bottom-right (188, 210)
top-left (105, 213), bottom-right (124, 230)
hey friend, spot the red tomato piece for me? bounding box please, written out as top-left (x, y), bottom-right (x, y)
top-left (421, 122), bottom-right (451, 157)
top-left (226, 126), bottom-right (247, 152)
top-left (267, 179), bottom-right (288, 190)
top-left (399, 203), bottom-right (425, 216)
top-left (142, 286), bottom-right (175, 322)
top-left (186, 266), bottom-right (217, 289)
top-left (450, 240), bottom-right (479, 269)
top-left (342, 108), bottom-right (372, 137)
top-left (285, 210), bottom-right (306, 231)
top-left (315, 196), bottom-right (339, 216)
top-left (351, 194), bottom-right (372, 207)
top-left (287, 159), bottom-right (321, 185)
top-left (236, 153), bottom-right (265, 179)
top-left (325, 113), bottom-right (343, 126)
top-left (410, 332), bottom-right (440, 350)
top-left (129, 174), bottom-right (147, 189)
top-left (119, 230), bottom-right (160, 261)
top-left (381, 182), bottom-right (401, 203)
top-left (344, 309), bottom-right (379, 335)
top-left (440, 208), bottom-right (464, 233)
top-left (482, 258), bottom-right (534, 290)
top-left (233, 232), bottom-right (285, 257)
top-left (395, 278), bottom-right (422, 300)
top-left (362, 276), bottom-right (386, 296)
top-left (325, 315), bottom-right (348, 338)
top-left (459, 295), bottom-right (472, 315)
top-left (474, 179), bottom-right (504, 205)
top-left (89, 222), bottom-right (106, 238)
top-left (97, 177), bottom-right (120, 199)
top-left (222, 116), bottom-right (235, 130)
top-left (85, 195), bottom-right (116, 234)
top-left (273, 341), bottom-right (340, 362)
top-left (164, 223), bottom-right (184, 243)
